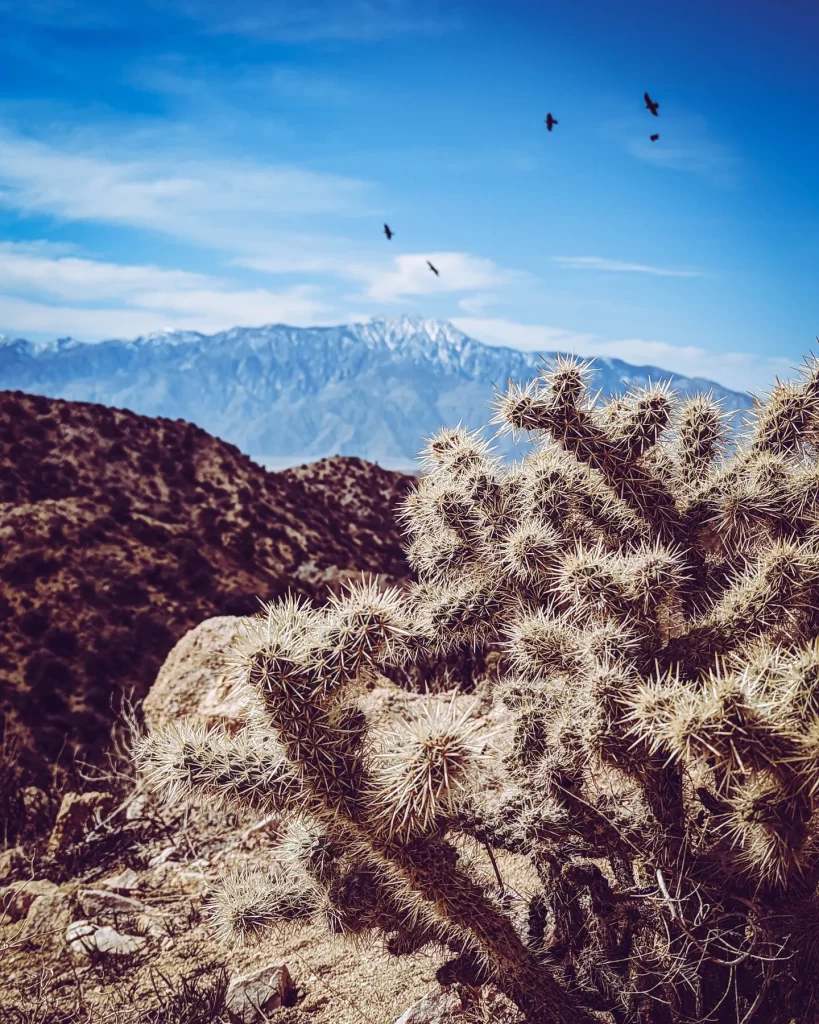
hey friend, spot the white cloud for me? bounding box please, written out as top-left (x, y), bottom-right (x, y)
top-left (0, 242), bottom-right (212, 301)
top-left (166, 0), bottom-right (458, 42)
top-left (553, 256), bottom-right (702, 278)
top-left (0, 244), bottom-right (332, 338)
top-left (451, 316), bottom-right (794, 393)
top-left (0, 286), bottom-right (332, 339)
top-left (458, 293), bottom-right (500, 316)
top-left (360, 253), bottom-right (529, 302)
top-left (451, 316), bottom-right (597, 355)
top-left (240, 247), bottom-right (530, 304)
top-left (127, 284), bottom-right (327, 324)
top-left (604, 112), bottom-right (742, 187)
top-left (0, 127), bottom-right (377, 252)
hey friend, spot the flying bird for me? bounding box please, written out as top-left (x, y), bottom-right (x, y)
top-left (650, 133), bottom-right (659, 142)
top-left (544, 113), bottom-right (558, 132)
top-left (644, 91), bottom-right (659, 116)
top-left (427, 260), bottom-right (439, 276)
top-left (383, 223), bottom-right (393, 240)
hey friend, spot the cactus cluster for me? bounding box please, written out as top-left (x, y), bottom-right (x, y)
top-left (138, 355), bottom-right (819, 1023)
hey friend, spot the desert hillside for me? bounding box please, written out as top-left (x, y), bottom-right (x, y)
top-left (0, 389), bottom-right (414, 791)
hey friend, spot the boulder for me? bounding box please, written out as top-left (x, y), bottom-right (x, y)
top-left (47, 791), bottom-right (115, 855)
top-left (90, 925), bottom-right (148, 956)
top-left (142, 616), bottom-right (255, 735)
top-left (77, 888), bottom-right (166, 938)
top-left (0, 846), bottom-right (26, 885)
top-left (67, 920), bottom-right (147, 958)
top-left (20, 891), bottom-right (74, 951)
top-left (393, 989), bottom-right (465, 1024)
top-left (0, 878), bottom-right (59, 922)
top-left (99, 868), bottom-right (140, 893)
top-left (20, 786), bottom-right (52, 841)
top-left (225, 963), bottom-right (294, 1024)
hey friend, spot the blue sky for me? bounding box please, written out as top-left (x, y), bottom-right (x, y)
top-left (0, 0), bottom-right (816, 391)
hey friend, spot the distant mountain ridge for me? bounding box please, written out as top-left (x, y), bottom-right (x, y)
top-left (0, 316), bottom-right (753, 469)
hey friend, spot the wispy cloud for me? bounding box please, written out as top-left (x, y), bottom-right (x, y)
top-left (239, 249), bottom-right (532, 304)
top-left (0, 0), bottom-right (460, 41)
top-left (360, 253), bottom-right (529, 302)
top-left (0, 242), bottom-right (212, 301)
top-left (452, 316), bottom-right (794, 393)
top-left (0, 126), bottom-right (377, 250)
top-left (458, 293), bottom-right (500, 316)
top-left (451, 317), bottom-right (597, 356)
top-left (166, 0), bottom-right (461, 42)
top-left (605, 111), bottom-right (742, 187)
top-left (0, 243), bottom-right (332, 338)
top-left (553, 256), bottom-right (702, 278)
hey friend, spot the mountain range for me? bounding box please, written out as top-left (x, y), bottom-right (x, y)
top-left (0, 316), bottom-right (754, 470)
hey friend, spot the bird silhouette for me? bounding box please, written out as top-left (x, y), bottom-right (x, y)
top-left (650, 133), bottom-right (659, 142)
top-left (544, 113), bottom-right (558, 132)
top-left (644, 92), bottom-right (659, 116)
top-left (383, 224), bottom-right (393, 240)
top-left (427, 260), bottom-right (439, 276)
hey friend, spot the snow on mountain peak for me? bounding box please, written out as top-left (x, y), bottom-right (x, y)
top-left (0, 317), bottom-right (752, 469)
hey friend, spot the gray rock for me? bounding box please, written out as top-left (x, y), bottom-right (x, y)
top-left (93, 926), bottom-right (148, 956)
top-left (0, 847), bottom-right (27, 885)
top-left (78, 888), bottom-right (152, 919)
top-left (66, 919), bottom-right (97, 956)
top-left (21, 891), bottom-right (74, 951)
top-left (393, 989), bottom-right (465, 1024)
top-left (67, 920), bottom-right (147, 958)
top-left (99, 868), bottom-right (140, 893)
top-left (0, 878), bottom-right (59, 922)
top-left (125, 793), bottom-right (150, 821)
top-left (47, 791), bottom-right (114, 855)
top-left (77, 888), bottom-right (165, 937)
top-left (225, 963), bottom-right (293, 1024)
top-left (147, 846), bottom-right (177, 868)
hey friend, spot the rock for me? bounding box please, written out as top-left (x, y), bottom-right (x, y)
top-left (92, 925), bottom-right (148, 956)
top-left (99, 868), bottom-right (140, 893)
top-left (225, 963), bottom-right (294, 1024)
top-left (77, 888), bottom-right (165, 937)
top-left (78, 888), bottom-right (153, 919)
top-left (20, 891), bottom-right (74, 951)
top-left (67, 920), bottom-right (147, 958)
top-left (142, 616), bottom-right (255, 735)
top-left (47, 791), bottom-right (115, 855)
top-left (66, 919), bottom-right (97, 956)
top-left (20, 787), bottom-right (52, 841)
top-left (125, 793), bottom-right (150, 821)
top-left (141, 862), bottom-right (207, 895)
top-left (0, 878), bottom-right (59, 922)
top-left (147, 846), bottom-right (177, 868)
top-left (393, 989), bottom-right (465, 1024)
top-left (0, 846), bottom-right (26, 884)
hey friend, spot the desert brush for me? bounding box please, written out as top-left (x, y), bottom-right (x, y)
top-left (137, 354), bottom-right (819, 1023)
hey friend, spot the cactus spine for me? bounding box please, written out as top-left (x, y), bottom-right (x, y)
top-left (139, 355), bottom-right (819, 1023)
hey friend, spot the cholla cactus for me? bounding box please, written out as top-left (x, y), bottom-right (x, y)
top-left (138, 356), bottom-right (819, 1023)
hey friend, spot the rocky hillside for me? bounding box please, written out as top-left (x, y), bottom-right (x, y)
top-left (0, 316), bottom-right (754, 469)
top-left (0, 390), bottom-right (414, 789)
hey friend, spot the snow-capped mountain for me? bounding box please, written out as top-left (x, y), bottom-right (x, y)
top-left (0, 316), bottom-right (753, 469)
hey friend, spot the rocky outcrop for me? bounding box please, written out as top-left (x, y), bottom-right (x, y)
top-left (141, 616), bottom-right (253, 735)
top-left (225, 963), bottom-right (294, 1024)
top-left (0, 389), bottom-right (413, 801)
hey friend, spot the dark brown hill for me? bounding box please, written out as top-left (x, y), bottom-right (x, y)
top-left (0, 390), bottom-right (414, 790)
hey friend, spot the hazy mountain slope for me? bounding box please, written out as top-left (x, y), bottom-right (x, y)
top-left (0, 390), bottom-right (414, 785)
top-left (0, 317), bottom-right (753, 468)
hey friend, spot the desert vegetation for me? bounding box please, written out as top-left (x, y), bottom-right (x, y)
top-left (140, 355), bottom-right (819, 1023)
top-left (0, 390), bottom-right (414, 803)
